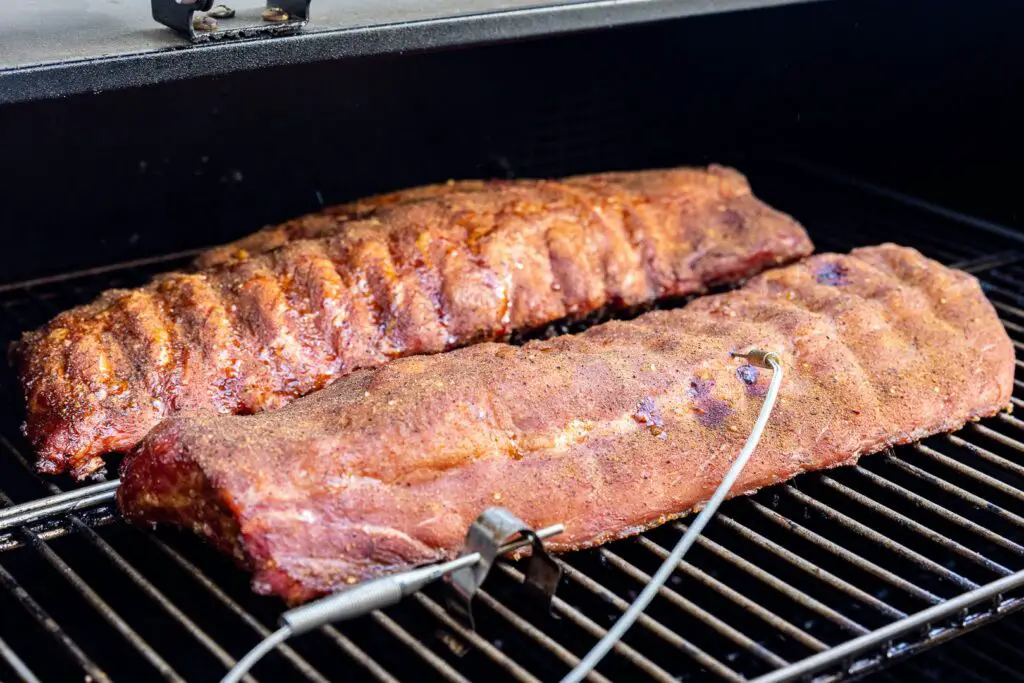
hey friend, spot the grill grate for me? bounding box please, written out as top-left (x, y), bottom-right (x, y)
top-left (2, 164), bottom-right (1024, 683)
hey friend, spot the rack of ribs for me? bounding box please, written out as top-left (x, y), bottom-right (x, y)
top-left (13, 165), bottom-right (812, 479)
top-left (117, 245), bottom-right (1014, 604)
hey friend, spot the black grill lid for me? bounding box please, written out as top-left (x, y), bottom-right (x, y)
top-left (0, 0), bottom-right (824, 105)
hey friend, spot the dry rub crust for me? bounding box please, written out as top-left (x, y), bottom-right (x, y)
top-left (14, 165), bottom-right (812, 479)
top-left (117, 244), bottom-right (1014, 604)
top-left (193, 180), bottom-right (496, 270)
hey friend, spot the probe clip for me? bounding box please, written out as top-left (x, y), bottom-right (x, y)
top-left (447, 507), bottom-right (562, 630)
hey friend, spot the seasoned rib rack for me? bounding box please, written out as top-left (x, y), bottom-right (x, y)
top-left (3, 167), bottom-right (1024, 683)
top-left (13, 165), bottom-right (812, 480)
top-left (115, 244), bottom-right (1013, 604)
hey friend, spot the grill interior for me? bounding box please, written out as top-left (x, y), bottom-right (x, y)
top-left (870, 611), bottom-right (1024, 683)
top-left (2, 2), bottom-right (1023, 679)
top-left (2, 163), bottom-right (1024, 683)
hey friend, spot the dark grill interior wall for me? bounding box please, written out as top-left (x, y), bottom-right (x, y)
top-left (0, 0), bottom-right (1020, 284)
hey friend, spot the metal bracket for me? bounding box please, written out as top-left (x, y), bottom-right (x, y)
top-left (447, 507), bottom-right (561, 630)
top-left (151, 1), bottom-right (311, 43)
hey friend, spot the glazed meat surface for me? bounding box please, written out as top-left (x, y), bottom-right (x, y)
top-left (117, 245), bottom-right (1014, 604)
top-left (14, 165), bottom-right (811, 479)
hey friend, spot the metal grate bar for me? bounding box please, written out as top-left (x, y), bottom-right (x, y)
top-left (784, 486), bottom-right (981, 591)
top-left (981, 269), bottom-right (1024, 295)
top-left (799, 212), bottom-right (970, 262)
top-left (976, 419), bottom-right (1024, 454)
top-left (957, 640), bottom-right (1024, 682)
top-left (998, 412), bottom-right (1024, 434)
top-left (713, 514), bottom-right (906, 624)
top-left (818, 219), bottom-right (970, 263)
top-left (75, 525), bottom-right (260, 683)
top-left (948, 432), bottom-right (1024, 480)
top-left (634, 536), bottom-right (829, 652)
top-left (412, 591), bottom-right (542, 683)
top-left (995, 297), bottom-right (1024, 322)
top-left (596, 548), bottom-right (791, 669)
top-left (319, 626), bottom-right (400, 683)
top-left (948, 251), bottom-right (1024, 273)
top-left (862, 213), bottom-right (1006, 262)
top-left (371, 611), bottom-right (471, 683)
top-left (748, 500), bottom-right (946, 606)
top-left (984, 295), bottom-right (1024, 322)
top-left (0, 634), bottom-right (41, 683)
top-left (0, 436), bottom-right (260, 682)
top-left (848, 212), bottom-right (990, 258)
top-left (913, 443), bottom-right (1024, 505)
top-left (0, 478), bottom-right (119, 530)
top-left (474, 588), bottom-right (614, 683)
top-left (851, 465), bottom-right (1024, 556)
top-left (497, 563), bottom-right (681, 683)
top-left (0, 326), bottom-right (337, 683)
top-left (0, 561), bottom-right (109, 682)
top-left (749, 568), bottom-right (1024, 683)
top-left (27, 537), bottom-right (183, 681)
top-left (0, 520), bottom-right (111, 553)
top-left (148, 538), bottom-right (332, 683)
top-left (0, 249), bottom-right (202, 294)
top-left (553, 557), bottom-right (745, 681)
top-left (884, 454), bottom-right (1024, 528)
top-left (818, 475), bottom-right (1013, 576)
top-left (0, 488), bottom-right (185, 682)
top-left (780, 158), bottom-right (1024, 248)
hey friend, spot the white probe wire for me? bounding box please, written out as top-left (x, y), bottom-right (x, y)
top-left (222, 626), bottom-right (290, 683)
top-left (560, 353), bottom-right (784, 683)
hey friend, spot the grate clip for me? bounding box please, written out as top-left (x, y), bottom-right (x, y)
top-left (447, 507), bottom-right (562, 630)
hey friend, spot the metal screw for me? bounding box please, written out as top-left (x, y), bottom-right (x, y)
top-left (262, 6), bottom-right (290, 22)
top-left (192, 15), bottom-right (218, 31)
top-left (207, 4), bottom-right (236, 19)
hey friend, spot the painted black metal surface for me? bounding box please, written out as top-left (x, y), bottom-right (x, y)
top-left (0, 0), bottom-right (820, 104)
top-left (150, 0), bottom-right (311, 42)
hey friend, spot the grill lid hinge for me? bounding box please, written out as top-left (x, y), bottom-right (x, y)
top-left (151, 0), bottom-right (311, 43)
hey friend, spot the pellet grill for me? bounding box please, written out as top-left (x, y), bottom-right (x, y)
top-left (1, 1), bottom-right (1023, 681)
